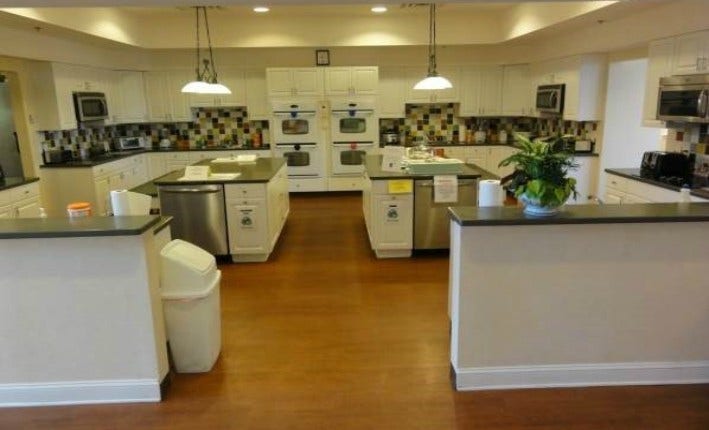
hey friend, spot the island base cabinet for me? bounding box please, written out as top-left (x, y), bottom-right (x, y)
top-left (226, 199), bottom-right (269, 262)
top-left (363, 178), bottom-right (413, 258)
top-left (224, 164), bottom-right (288, 263)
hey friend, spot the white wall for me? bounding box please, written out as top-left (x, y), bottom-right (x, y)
top-left (598, 57), bottom-right (663, 195)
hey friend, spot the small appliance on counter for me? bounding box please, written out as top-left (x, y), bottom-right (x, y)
top-left (116, 136), bottom-right (149, 151)
top-left (640, 151), bottom-right (694, 186)
top-left (381, 129), bottom-right (400, 146)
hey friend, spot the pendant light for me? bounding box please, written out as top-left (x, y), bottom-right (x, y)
top-left (181, 6), bottom-right (231, 95)
top-left (413, 4), bottom-right (452, 90)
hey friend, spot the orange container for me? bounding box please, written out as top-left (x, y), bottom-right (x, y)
top-left (67, 202), bottom-right (92, 218)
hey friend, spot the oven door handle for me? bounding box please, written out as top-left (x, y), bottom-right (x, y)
top-left (331, 110), bottom-right (374, 117)
top-left (273, 111), bottom-right (316, 118)
top-left (333, 141), bottom-right (374, 147)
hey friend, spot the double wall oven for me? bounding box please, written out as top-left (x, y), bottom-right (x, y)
top-left (272, 101), bottom-right (327, 191)
top-left (329, 99), bottom-right (378, 177)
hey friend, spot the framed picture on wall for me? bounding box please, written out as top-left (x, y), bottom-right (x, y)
top-left (315, 49), bottom-right (330, 66)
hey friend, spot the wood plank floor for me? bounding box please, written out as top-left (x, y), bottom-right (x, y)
top-left (2, 192), bottom-right (708, 429)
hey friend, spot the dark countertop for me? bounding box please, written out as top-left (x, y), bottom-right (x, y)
top-left (605, 168), bottom-right (709, 200)
top-left (153, 216), bottom-right (172, 234)
top-left (153, 157), bottom-right (286, 185)
top-left (383, 142), bottom-right (599, 157)
top-left (449, 203), bottom-right (709, 227)
top-left (0, 177), bottom-right (40, 192)
top-left (131, 181), bottom-right (158, 197)
top-left (39, 147), bottom-right (272, 169)
top-left (0, 215), bottom-right (163, 239)
top-left (365, 154), bottom-right (495, 180)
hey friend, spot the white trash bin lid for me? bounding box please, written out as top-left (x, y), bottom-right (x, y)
top-left (160, 239), bottom-right (217, 294)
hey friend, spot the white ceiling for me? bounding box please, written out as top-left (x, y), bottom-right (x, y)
top-left (0, 1), bottom-right (673, 49)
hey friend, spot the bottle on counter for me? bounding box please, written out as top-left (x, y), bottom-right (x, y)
top-left (680, 185), bottom-right (691, 203)
top-left (499, 129), bottom-right (508, 144)
top-left (459, 125), bottom-right (467, 144)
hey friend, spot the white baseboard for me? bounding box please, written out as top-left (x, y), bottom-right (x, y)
top-left (0, 379), bottom-right (161, 407)
top-left (454, 361), bottom-right (709, 391)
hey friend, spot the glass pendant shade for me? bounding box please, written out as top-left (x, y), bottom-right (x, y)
top-left (413, 4), bottom-right (452, 91)
top-left (182, 7), bottom-right (231, 95)
top-left (414, 75), bottom-right (453, 90)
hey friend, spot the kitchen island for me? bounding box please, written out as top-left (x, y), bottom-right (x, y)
top-left (154, 157), bottom-right (289, 263)
top-left (363, 154), bottom-right (493, 258)
top-left (447, 203), bottom-right (709, 391)
top-left (0, 215), bottom-right (171, 406)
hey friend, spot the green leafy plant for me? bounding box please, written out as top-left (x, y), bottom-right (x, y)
top-left (499, 133), bottom-right (579, 208)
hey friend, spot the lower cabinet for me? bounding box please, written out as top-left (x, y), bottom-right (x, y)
top-left (225, 163), bottom-right (288, 262)
top-left (41, 155), bottom-right (148, 216)
top-left (0, 182), bottom-right (41, 218)
top-left (604, 173), bottom-right (683, 204)
top-left (362, 177), bottom-right (413, 258)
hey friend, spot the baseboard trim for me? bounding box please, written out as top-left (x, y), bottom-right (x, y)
top-left (454, 361), bottom-right (709, 391)
top-left (0, 379), bottom-right (161, 407)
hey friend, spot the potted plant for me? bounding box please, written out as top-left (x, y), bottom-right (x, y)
top-left (499, 133), bottom-right (578, 216)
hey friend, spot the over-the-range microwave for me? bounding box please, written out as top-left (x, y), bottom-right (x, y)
top-left (73, 91), bottom-right (109, 122)
top-left (536, 84), bottom-right (565, 115)
top-left (657, 74), bottom-right (709, 123)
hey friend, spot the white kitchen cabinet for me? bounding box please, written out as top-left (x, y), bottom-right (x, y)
top-left (566, 156), bottom-right (598, 204)
top-left (245, 68), bottom-right (269, 120)
top-left (671, 30), bottom-right (709, 75)
top-left (642, 39), bottom-right (675, 127)
top-left (377, 66), bottom-right (407, 118)
top-left (112, 71), bottom-right (148, 124)
top-left (604, 172), bottom-right (684, 205)
top-left (144, 70), bottom-right (193, 122)
top-left (225, 163), bottom-right (288, 262)
top-left (459, 66), bottom-right (502, 117)
top-left (189, 66), bottom-right (247, 108)
top-left (266, 67), bottom-right (324, 97)
top-left (41, 154), bottom-right (148, 216)
top-left (27, 62), bottom-right (79, 130)
top-left (164, 152), bottom-right (191, 174)
top-left (362, 177), bottom-right (413, 258)
top-left (501, 64), bottom-right (533, 116)
top-left (324, 67), bottom-right (378, 96)
top-left (406, 66), bottom-right (460, 104)
top-left (0, 182), bottom-right (42, 219)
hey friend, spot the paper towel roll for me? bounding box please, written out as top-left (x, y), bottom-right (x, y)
top-left (110, 190), bottom-right (152, 216)
top-left (478, 179), bottom-right (504, 207)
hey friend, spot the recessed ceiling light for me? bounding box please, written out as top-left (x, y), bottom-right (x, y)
top-left (253, 6), bottom-right (270, 13)
top-left (371, 6), bottom-right (388, 13)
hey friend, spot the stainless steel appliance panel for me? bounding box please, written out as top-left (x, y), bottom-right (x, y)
top-left (414, 179), bottom-right (477, 250)
top-left (657, 75), bottom-right (709, 123)
top-left (158, 184), bottom-right (228, 255)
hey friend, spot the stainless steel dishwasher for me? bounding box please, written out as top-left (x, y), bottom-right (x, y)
top-left (414, 178), bottom-right (477, 250)
top-left (158, 184), bottom-right (228, 255)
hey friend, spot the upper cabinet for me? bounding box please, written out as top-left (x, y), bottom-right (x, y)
top-left (377, 66), bottom-right (407, 118)
top-left (245, 68), bottom-right (269, 120)
top-left (642, 39), bottom-right (675, 127)
top-left (144, 70), bottom-right (192, 122)
top-left (671, 30), bottom-right (709, 75)
top-left (459, 65), bottom-right (502, 117)
top-left (112, 71), bottom-right (148, 124)
top-left (405, 66), bottom-right (460, 104)
top-left (189, 66), bottom-right (247, 108)
top-left (501, 64), bottom-right (533, 116)
top-left (531, 54), bottom-right (607, 121)
top-left (324, 67), bottom-right (378, 96)
top-left (266, 68), bottom-right (324, 97)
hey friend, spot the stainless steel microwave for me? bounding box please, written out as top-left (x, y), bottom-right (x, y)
top-left (536, 84), bottom-right (565, 114)
top-left (73, 92), bottom-right (109, 122)
top-left (657, 74), bottom-right (709, 123)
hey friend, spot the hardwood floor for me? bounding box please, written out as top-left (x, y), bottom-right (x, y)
top-left (2, 192), bottom-right (708, 429)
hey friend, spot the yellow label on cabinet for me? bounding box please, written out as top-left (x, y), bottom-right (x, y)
top-left (387, 180), bottom-right (412, 194)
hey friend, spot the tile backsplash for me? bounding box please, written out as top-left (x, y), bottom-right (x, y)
top-left (40, 107), bottom-right (270, 152)
top-left (379, 103), bottom-right (598, 144)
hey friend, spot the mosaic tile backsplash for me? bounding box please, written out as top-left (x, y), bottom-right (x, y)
top-left (380, 103), bottom-right (598, 144)
top-left (41, 107), bottom-right (270, 152)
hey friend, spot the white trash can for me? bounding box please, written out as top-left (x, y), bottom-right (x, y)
top-left (160, 239), bottom-right (222, 373)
